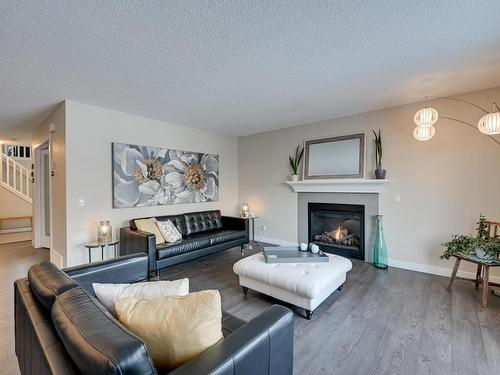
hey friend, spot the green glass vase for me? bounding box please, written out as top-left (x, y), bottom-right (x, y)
top-left (373, 214), bottom-right (388, 269)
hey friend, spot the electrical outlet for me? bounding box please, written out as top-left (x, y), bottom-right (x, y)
top-left (78, 198), bottom-right (85, 207)
top-left (395, 194), bottom-right (401, 203)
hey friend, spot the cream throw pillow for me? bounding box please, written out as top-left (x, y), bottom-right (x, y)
top-left (115, 290), bottom-right (223, 371)
top-left (157, 220), bottom-right (182, 243)
top-left (134, 218), bottom-right (165, 245)
top-left (92, 278), bottom-right (189, 316)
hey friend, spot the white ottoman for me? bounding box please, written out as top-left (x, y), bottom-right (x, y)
top-left (233, 252), bottom-right (352, 319)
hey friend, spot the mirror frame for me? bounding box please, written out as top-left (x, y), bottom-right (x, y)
top-left (303, 133), bottom-right (365, 179)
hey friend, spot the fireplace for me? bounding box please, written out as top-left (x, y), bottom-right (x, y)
top-left (308, 202), bottom-right (365, 260)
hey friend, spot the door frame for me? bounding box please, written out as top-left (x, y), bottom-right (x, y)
top-left (33, 138), bottom-right (51, 249)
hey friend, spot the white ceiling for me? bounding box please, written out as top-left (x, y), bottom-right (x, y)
top-left (1, 1), bottom-right (500, 137)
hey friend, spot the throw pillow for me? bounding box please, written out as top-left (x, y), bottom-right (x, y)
top-left (115, 290), bottom-right (223, 371)
top-left (134, 218), bottom-right (165, 245)
top-left (93, 278), bottom-right (189, 316)
top-left (157, 219), bottom-right (182, 243)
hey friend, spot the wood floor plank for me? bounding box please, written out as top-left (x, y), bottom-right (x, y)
top-left (331, 267), bottom-right (417, 374)
top-left (451, 280), bottom-right (491, 374)
top-left (414, 275), bottom-right (452, 375)
top-left (0, 241), bottom-right (49, 375)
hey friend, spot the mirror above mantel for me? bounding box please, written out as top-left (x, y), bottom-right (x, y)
top-left (304, 133), bottom-right (365, 179)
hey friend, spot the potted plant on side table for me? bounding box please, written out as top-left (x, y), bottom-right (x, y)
top-left (289, 144), bottom-right (304, 181)
top-left (372, 129), bottom-right (386, 179)
top-left (441, 216), bottom-right (500, 261)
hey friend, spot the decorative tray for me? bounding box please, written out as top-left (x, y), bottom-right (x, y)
top-left (263, 246), bottom-right (329, 263)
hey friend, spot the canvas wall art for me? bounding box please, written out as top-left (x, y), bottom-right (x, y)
top-left (112, 143), bottom-right (219, 208)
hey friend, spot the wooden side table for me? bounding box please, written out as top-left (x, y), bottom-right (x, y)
top-left (85, 240), bottom-right (119, 263)
top-left (447, 254), bottom-right (500, 307)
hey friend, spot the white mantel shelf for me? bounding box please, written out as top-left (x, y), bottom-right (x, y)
top-left (285, 179), bottom-right (390, 193)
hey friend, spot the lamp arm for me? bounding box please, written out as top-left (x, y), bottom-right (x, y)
top-left (425, 96), bottom-right (490, 114)
top-left (440, 116), bottom-right (500, 147)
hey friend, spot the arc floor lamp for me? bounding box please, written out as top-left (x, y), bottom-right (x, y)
top-left (413, 96), bottom-right (500, 147)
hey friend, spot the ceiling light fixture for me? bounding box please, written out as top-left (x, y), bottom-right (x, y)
top-left (413, 97), bottom-right (500, 146)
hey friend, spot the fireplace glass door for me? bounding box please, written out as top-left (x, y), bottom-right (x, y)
top-left (308, 203), bottom-right (365, 260)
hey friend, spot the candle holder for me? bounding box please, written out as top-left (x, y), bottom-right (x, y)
top-left (241, 202), bottom-right (250, 218)
top-left (97, 221), bottom-right (112, 242)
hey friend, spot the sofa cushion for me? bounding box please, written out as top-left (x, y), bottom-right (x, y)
top-left (157, 237), bottom-right (210, 260)
top-left (93, 278), bottom-right (189, 316)
top-left (184, 210), bottom-right (223, 235)
top-left (51, 287), bottom-right (156, 375)
top-left (28, 261), bottom-right (78, 312)
top-left (130, 214), bottom-right (186, 235)
top-left (208, 229), bottom-right (247, 246)
top-left (135, 218), bottom-right (165, 245)
top-left (115, 290), bottom-right (223, 371)
top-left (157, 219), bottom-right (182, 243)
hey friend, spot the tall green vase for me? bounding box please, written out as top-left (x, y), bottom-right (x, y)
top-left (373, 214), bottom-right (388, 269)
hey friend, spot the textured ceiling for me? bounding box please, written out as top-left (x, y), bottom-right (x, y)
top-left (1, 1), bottom-right (500, 136)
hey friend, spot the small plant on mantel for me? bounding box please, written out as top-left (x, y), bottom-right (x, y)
top-left (289, 144), bottom-right (304, 181)
top-left (441, 215), bottom-right (500, 260)
top-left (372, 129), bottom-right (386, 179)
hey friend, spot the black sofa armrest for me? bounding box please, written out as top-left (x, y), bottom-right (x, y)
top-left (64, 254), bottom-right (149, 294)
top-left (169, 305), bottom-right (294, 375)
top-left (222, 216), bottom-right (248, 232)
top-left (120, 227), bottom-right (157, 272)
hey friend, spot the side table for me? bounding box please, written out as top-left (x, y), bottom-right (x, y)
top-left (241, 216), bottom-right (260, 255)
top-left (85, 240), bottom-right (119, 263)
top-left (447, 253), bottom-right (500, 307)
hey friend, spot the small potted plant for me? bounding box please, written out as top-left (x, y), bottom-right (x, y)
top-left (441, 215), bottom-right (500, 260)
top-left (289, 144), bottom-right (304, 181)
top-left (372, 129), bottom-right (386, 179)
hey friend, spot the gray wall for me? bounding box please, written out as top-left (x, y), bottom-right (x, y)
top-left (238, 86), bottom-right (500, 279)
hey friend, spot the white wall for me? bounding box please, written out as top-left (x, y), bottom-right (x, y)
top-left (64, 101), bottom-right (239, 266)
top-left (239, 87), bottom-right (500, 278)
top-left (0, 187), bottom-right (32, 217)
top-left (32, 103), bottom-right (67, 267)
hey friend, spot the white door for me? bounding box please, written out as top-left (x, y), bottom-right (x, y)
top-left (40, 149), bottom-right (51, 248)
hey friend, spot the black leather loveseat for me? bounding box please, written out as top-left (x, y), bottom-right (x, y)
top-left (120, 210), bottom-right (249, 277)
top-left (14, 253), bottom-right (294, 375)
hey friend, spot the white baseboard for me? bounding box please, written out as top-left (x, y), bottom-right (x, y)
top-left (50, 249), bottom-right (64, 268)
top-left (388, 258), bottom-right (500, 284)
top-left (260, 237), bottom-right (500, 284)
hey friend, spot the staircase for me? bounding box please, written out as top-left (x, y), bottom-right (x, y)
top-left (1, 152), bottom-right (32, 203)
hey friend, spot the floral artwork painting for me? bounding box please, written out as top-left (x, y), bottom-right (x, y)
top-left (112, 143), bottom-right (219, 208)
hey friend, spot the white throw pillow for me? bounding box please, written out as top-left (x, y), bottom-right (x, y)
top-left (93, 278), bottom-right (189, 316)
top-left (157, 219), bottom-right (183, 243)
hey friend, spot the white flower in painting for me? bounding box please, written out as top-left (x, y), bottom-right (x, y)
top-left (113, 144), bottom-right (166, 206)
top-left (162, 150), bottom-right (219, 203)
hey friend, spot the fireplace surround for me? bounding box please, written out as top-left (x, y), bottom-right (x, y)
top-left (308, 202), bottom-right (365, 260)
top-left (297, 192), bottom-right (380, 262)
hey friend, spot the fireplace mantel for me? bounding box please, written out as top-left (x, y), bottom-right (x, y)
top-left (285, 179), bottom-right (390, 194)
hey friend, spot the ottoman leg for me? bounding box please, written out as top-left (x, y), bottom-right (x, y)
top-left (337, 283), bottom-right (344, 291)
top-left (305, 310), bottom-right (313, 320)
top-left (242, 286), bottom-right (249, 295)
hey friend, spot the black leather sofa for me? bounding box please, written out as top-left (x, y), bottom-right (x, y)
top-left (120, 210), bottom-right (249, 277)
top-left (14, 253), bottom-right (294, 375)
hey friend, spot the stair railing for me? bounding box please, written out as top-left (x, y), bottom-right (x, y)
top-left (0, 152), bottom-right (32, 203)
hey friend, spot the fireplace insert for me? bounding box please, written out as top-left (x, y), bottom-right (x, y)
top-left (308, 202), bottom-right (365, 260)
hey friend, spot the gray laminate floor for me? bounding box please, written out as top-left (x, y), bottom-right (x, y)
top-left (161, 246), bottom-right (500, 375)
top-left (0, 241), bottom-right (49, 375)
top-left (2, 243), bottom-right (500, 375)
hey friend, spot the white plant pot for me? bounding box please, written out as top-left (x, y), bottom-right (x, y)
top-left (290, 174), bottom-right (299, 181)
